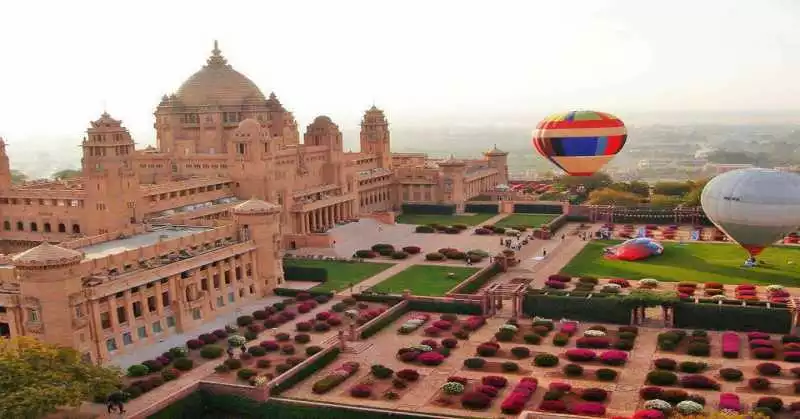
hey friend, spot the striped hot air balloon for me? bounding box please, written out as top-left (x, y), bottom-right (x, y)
top-left (532, 110), bottom-right (627, 176)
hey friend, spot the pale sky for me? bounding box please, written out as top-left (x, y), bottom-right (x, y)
top-left (1, 0), bottom-right (799, 143)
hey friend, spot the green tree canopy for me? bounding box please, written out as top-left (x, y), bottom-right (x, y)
top-left (609, 180), bottom-right (650, 197)
top-left (587, 188), bottom-right (642, 206)
top-left (555, 172), bottom-right (612, 192)
top-left (652, 181), bottom-right (693, 196)
top-left (52, 169), bottom-right (81, 180)
top-left (0, 337), bottom-right (122, 419)
top-left (10, 170), bottom-right (27, 184)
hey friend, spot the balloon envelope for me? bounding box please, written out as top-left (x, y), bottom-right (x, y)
top-left (700, 168), bottom-right (800, 256)
top-left (604, 238), bottom-right (664, 261)
top-left (532, 110), bottom-right (627, 176)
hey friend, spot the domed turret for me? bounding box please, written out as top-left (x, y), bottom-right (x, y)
top-left (174, 41), bottom-right (266, 107)
top-left (233, 198), bottom-right (281, 215)
top-left (12, 242), bottom-right (83, 268)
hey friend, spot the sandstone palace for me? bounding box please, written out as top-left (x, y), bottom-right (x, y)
top-left (0, 42), bottom-right (508, 363)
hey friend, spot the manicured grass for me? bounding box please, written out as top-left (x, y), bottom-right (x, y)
top-left (395, 213), bottom-right (495, 226)
top-left (370, 265), bottom-right (480, 296)
top-left (283, 259), bottom-right (394, 292)
top-left (494, 213), bottom-right (559, 228)
top-left (560, 240), bottom-right (800, 286)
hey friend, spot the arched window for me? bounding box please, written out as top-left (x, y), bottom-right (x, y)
top-left (16, 221), bottom-right (24, 231)
top-left (58, 223), bottom-right (66, 233)
top-left (43, 223), bottom-right (51, 233)
top-left (72, 224), bottom-right (81, 234)
top-left (2, 221), bottom-right (9, 231)
top-left (30, 222), bottom-right (38, 232)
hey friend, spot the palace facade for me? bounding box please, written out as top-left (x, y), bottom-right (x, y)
top-left (0, 42), bottom-right (508, 363)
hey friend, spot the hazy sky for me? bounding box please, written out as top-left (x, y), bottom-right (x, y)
top-left (1, 0), bottom-right (799, 143)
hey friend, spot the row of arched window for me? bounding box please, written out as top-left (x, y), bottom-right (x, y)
top-left (2, 221), bottom-right (81, 234)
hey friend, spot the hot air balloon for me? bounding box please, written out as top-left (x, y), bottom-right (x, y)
top-left (532, 110), bottom-right (627, 176)
top-left (700, 168), bottom-right (800, 260)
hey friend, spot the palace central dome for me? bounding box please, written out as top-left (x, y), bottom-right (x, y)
top-left (175, 41), bottom-right (266, 107)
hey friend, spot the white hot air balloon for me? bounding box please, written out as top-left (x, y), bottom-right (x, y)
top-left (701, 168), bottom-right (800, 260)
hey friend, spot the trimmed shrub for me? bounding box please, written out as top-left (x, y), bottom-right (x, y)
top-left (720, 368), bottom-right (743, 381)
top-left (199, 345), bottom-right (224, 359)
top-left (596, 368), bottom-right (618, 381)
top-left (534, 353), bottom-right (559, 367)
top-left (647, 370), bottom-right (678, 386)
top-left (173, 358), bottom-right (194, 371)
top-left (464, 358), bottom-right (486, 370)
top-left (563, 363), bottom-right (584, 377)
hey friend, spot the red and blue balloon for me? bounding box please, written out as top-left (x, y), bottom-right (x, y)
top-left (532, 110), bottom-right (627, 176)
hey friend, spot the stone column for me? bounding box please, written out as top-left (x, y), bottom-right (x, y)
top-left (107, 296), bottom-right (120, 333)
top-left (338, 330), bottom-right (347, 350)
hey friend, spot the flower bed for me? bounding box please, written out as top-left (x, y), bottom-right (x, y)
top-left (399, 312), bottom-right (485, 339)
top-left (656, 329), bottom-right (711, 356)
top-left (312, 362), bottom-right (360, 394)
top-left (430, 375), bottom-right (512, 411)
top-left (537, 382), bottom-right (611, 416)
top-left (500, 378), bottom-right (539, 414)
top-left (344, 364), bottom-right (419, 401)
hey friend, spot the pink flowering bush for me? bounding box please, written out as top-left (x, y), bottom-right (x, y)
top-left (784, 351), bottom-right (800, 362)
top-left (417, 352), bottom-right (445, 366)
top-left (747, 331), bottom-right (770, 340)
top-left (721, 332), bottom-right (740, 358)
top-left (632, 410), bottom-right (665, 419)
top-left (565, 349), bottom-right (597, 362)
top-left (576, 337), bottom-right (612, 349)
top-left (539, 400), bottom-right (568, 412)
top-left (570, 402), bottom-right (607, 416)
top-left (549, 382), bottom-right (571, 392)
top-left (481, 375), bottom-right (508, 388)
top-left (599, 350), bottom-right (629, 366)
top-left (545, 280), bottom-right (567, 289)
top-left (719, 393), bottom-right (742, 412)
top-left (750, 339), bottom-right (775, 349)
top-left (432, 320), bottom-right (452, 330)
top-left (609, 278), bottom-right (631, 287)
top-left (680, 374), bottom-right (720, 390)
top-left (560, 321), bottom-right (578, 336)
top-left (462, 316), bottom-right (485, 331)
top-left (753, 347), bottom-right (777, 359)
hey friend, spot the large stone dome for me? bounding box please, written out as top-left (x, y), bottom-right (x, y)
top-left (175, 41), bottom-right (266, 107)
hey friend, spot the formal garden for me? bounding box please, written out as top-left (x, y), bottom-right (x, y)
top-left (561, 240), bottom-right (800, 286)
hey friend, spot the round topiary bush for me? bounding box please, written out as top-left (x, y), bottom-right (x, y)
top-left (511, 346), bottom-right (531, 358)
top-left (127, 364), bottom-right (149, 377)
top-left (749, 377), bottom-right (771, 391)
top-left (200, 345), bottom-right (224, 359)
top-left (224, 358), bottom-right (242, 370)
top-left (173, 358), bottom-right (194, 371)
top-left (647, 370), bottom-right (678, 386)
top-left (524, 334), bottom-right (542, 345)
top-left (757, 362), bottom-right (782, 376)
top-left (679, 361), bottom-right (707, 374)
top-left (461, 391), bottom-right (492, 410)
top-left (355, 249), bottom-right (377, 258)
top-left (654, 358), bottom-right (677, 370)
top-left (502, 362), bottom-right (520, 372)
top-left (236, 368), bottom-right (256, 380)
top-left (687, 342), bottom-right (710, 357)
top-left (425, 252), bottom-right (445, 261)
top-left (563, 363), bottom-right (584, 377)
top-left (391, 251), bottom-right (409, 260)
top-left (534, 353), bottom-right (559, 367)
top-left (595, 368), bottom-right (618, 381)
top-left (720, 368), bottom-right (743, 381)
top-left (463, 357), bottom-right (486, 370)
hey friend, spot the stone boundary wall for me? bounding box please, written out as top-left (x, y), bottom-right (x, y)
top-left (355, 300), bottom-right (410, 338)
top-left (127, 380), bottom-right (200, 419)
top-left (446, 262), bottom-right (501, 295)
top-left (545, 213), bottom-right (568, 232)
top-left (265, 342), bottom-right (341, 394)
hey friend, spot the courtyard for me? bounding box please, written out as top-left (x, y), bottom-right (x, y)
top-left (368, 265), bottom-right (480, 296)
top-left (560, 240), bottom-right (800, 286)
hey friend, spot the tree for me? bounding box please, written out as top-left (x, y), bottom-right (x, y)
top-left (609, 180), bottom-right (650, 197)
top-left (0, 337), bottom-right (122, 419)
top-left (587, 188), bottom-right (642, 206)
top-left (555, 172), bottom-right (612, 192)
top-left (10, 170), bottom-right (27, 184)
top-left (649, 194), bottom-right (683, 208)
top-left (52, 169), bottom-right (81, 180)
top-left (652, 181), bottom-right (692, 197)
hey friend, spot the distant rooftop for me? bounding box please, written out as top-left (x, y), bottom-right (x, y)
top-left (79, 225), bottom-right (212, 260)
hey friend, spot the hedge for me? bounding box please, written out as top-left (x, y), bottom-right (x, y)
top-left (673, 301), bottom-right (792, 334)
top-left (407, 299), bottom-right (482, 315)
top-left (269, 347), bottom-right (341, 396)
top-left (464, 203), bottom-right (499, 214)
top-left (273, 288), bottom-right (334, 298)
top-left (352, 293), bottom-right (405, 304)
top-left (512, 204), bottom-right (563, 215)
top-left (522, 293), bottom-right (631, 324)
top-left (451, 263), bottom-right (502, 294)
top-left (283, 265), bottom-right (328, 282)
top-left (546, 214), bottom-right (568, 233)
top-left (401, 203), bottom-right (455, 215)
top-left (360, 303), bottom-right (410, 339)
top-left (149, 390), bottom-right (468, 418)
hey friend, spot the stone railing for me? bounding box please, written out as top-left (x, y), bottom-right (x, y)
top-left (268, 397), bottom-right (460, 418)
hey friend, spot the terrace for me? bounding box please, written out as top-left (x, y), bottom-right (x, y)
top-left (79, 225), bottom-right (212, 260)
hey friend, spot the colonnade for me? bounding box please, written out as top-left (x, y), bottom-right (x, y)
top-left (298, 201), bottom-right (355, 234)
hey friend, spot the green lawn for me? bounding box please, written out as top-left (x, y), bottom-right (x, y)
top-left (370, 265), bottom-right (480, 296)
top-left (395, 213), bottom-right (496, 226)
top-left (494, 213), bottom-right (559, 228)
top-left (560, 240), bottom-right (800, 286)
top-left (283, 259), bottom-right (394, 292)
